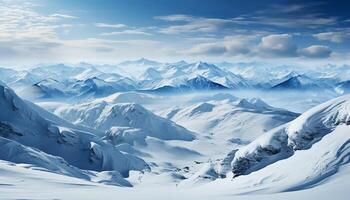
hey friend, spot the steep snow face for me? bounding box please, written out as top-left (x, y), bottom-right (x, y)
top-left (140, 68), bottom-right (163, 80)
top-left (148, 76), bottom-right (228, 93)
top-left (0, 136), bottom-right (90, 180)
top-left (271, 75), bottom-right (322, 90)
top-left (6, 70), bottom-right (44, 89)
top-left (185, 76), bottom-right (228, 90)
top-left (185, 62), bottom-right (250, 88)
top-left (103, 127), bottom-right (148, 145)
top-left (55, 101), bottom-right (196, 141)
top-left (28, 78), bottom-right (68, 98)
top-left (191, 123), bottom-right (350, 194)
top-left (0, 83), bottom-right (149, 177)
top-left (71, 77), bottom-right (136, 98)
top-left (159, 97), bottom-right (298, 142)
top-left (229, 94), bottom-right (350, 177)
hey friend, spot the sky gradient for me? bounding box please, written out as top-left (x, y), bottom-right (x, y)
top-left (1, 0), bottom-right (350, 66)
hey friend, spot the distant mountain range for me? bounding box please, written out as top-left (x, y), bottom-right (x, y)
top-left (0, 59), bottom-right (348, 100)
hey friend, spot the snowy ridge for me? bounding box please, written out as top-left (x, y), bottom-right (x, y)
top-left (55, 101), bottom-right (196, 141)
top-left (160, 95), bottom-right (298, 143)
top-left (0, 82), bottom-right (149, 179)
top-left (229, 94), bottom-right (350, 177)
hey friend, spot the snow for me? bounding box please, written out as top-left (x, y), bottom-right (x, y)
top-left (0, 82), bottom-right (149, 179)
top-left (159, 96), bottom-right (298, 143)
top-left (138, 61), bottom-right (250, 91)
top-left (55, 101), bottom-right (196, 141)
top-left (229, 94), bottom-right (350, 177)
top-left (1, 61), bottom-right (350, 199)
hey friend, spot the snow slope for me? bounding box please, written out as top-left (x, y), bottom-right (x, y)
top-left (0, 82), bottom-right (149, 178)
top-left (174, 94), bottom-right (350, 196)
top-left (228, 94), bottom-right (350, 178)
top-left (55, 101), bottom-right (196, 141)
top-left (159, 95), bottom-right (298, 142)
top-left (0, 156), bottom-right (349, 199)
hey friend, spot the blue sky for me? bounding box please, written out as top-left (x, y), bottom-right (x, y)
top-left (1, 0), bottom-right (350, 65)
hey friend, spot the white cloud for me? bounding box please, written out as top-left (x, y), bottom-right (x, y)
top-left (187, 35), bottom-right (255, 56)
top-left (299, 45), bottom-right (332, 58)
top-left (100, 30), bottom-right (151, 36)
top-left (313, 31), bottom-right (350, 43)
top-left (224, 35), bottom-right (255, 55)
top-left (50, 13), bottom-right (77, 19)
top-left (156, 15), bottom-right (232, 34)
top-left (231, 15), bottom-right (337, 29)
top-left (189, 43), bottom-right (227, 56)
top-left (185, 34), bottom-right (335, 60)
top-left (0, 1), bottom-right (342, 65)
top-left (154, 14), bottom-right (194, 22)
top-left (94, 23), bottom-right (126, 29)
top-left (258, 34), bottom-right (297, 57)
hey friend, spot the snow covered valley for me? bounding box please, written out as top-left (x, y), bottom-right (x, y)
top-left (0, 61), bottom-right (349, 200)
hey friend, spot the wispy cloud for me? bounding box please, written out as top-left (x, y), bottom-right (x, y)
top-left (313, 29), bottom-right (350, 43)
top-left (50, 13), bottom-right (77, 19)
top-left (100, 30), bottom-right (151, 36)
top-left (156, 15), bottom-right (232, 34)
top-left (94, 23), bottom-right (126, 29)
top-left (230, 15), bottom-right (337, 28)
top-left (154, 14), bottom-right (194, 22)
top-left (155, 12), bottom-right (338, 36)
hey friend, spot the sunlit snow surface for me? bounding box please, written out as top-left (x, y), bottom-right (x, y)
top-left (0, 61), bottom-right (349, 199)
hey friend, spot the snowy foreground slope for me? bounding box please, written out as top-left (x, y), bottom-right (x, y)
top-left (0, 155), bottom-right (349, 200)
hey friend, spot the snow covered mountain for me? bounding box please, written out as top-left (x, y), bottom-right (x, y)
top-left (223, 94), bottom-right (350, 186)
top-left (118, 58), bottom-right (161, 68)
top-left (70, 77), bottom-right (136, 98)
top-left (146, 76), bottom-right (228, 93)
top-left (30, 64), bottom-right (86, 81)
top-left (27, 78), bottom-right (68, 99)
top-left (179, 94), bottom-right (350, 195)
top-left (271, 74), bottom-right (323, 90)
top-left (0, 82), bottom-right (149, 179)
top-left (54, 100), bottom-right (196, 141)
top-left (6, 70), bottom-right (44, 89)
top-left (1, 60), bottom-right (350, 199)
top-left (139, 61), bottom-right (250, 91)
top-left (159, 94), bottom-right (298, 143)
